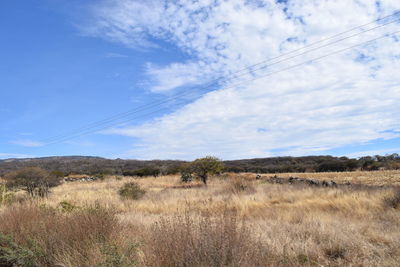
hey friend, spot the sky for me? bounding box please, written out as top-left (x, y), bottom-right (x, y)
top-left (1, 0), bottom-right (400, 160)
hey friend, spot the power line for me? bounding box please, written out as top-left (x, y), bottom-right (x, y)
top-left (40, 11), bottom-right (400, 144)
top-left (39, 21), bottom-right (395, 146)
top-left (42, 30), bottom-right (400, 146)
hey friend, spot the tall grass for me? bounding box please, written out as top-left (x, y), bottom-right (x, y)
top-left (0, 171), bottom-right (399, 266)
top-left (0, 204), bottom-right (138, 267)
top-left (143, 208), bottom-right (269, 266)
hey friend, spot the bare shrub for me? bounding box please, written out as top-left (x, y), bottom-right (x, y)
top-left (4, 167), bottom-right (62, 198)
top-left (118, 182), bottom-right (146, 200)
top-left (324, 245), bottom-right (347, 260)
top-left (0, 204), bottom-right (138, 267)
top-left (143, 209), bottom-right (270, 266)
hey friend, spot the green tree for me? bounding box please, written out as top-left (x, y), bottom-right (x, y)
top-left (191, 156), bottom-right (224, 184)
top-left (5, 167), bottom-right (62, 197)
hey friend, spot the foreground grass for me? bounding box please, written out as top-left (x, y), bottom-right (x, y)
top-left (0, 171), bottom-right (399, 266)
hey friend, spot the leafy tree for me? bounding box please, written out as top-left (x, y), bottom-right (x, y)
top-left (191, 156), bottom-right (224, 184)
top-left (4, 167), bottom-right (62, 197)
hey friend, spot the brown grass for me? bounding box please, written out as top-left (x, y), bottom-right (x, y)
top-left (266, 170), bottom-right (400, 186)
top-left (0, 170), bottom-right (400, 266)
top-left (143, 208), bottom-right (270, 266)
top-left (0, 204), bottom-right (138, 266)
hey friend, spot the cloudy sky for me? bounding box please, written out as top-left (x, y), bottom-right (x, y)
top-left (1, 0), bottom-right (400, 160)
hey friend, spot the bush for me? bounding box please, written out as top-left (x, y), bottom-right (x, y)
top-left (180, 173), bottom-right (192, 183)
top-left (179, 162), bottom-right (193, 183)
top-left (0, 233), bottom-right (43, 267)
top-left (118, 182), bottom-right (146, 200)
top-left (58, 200), bottom-right (78, 213)
top-left (0, 184), bottom-right (16, 206)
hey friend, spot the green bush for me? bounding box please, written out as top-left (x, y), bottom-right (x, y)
top-left (118, 182), bottom-right (146, 200)
top-left (99, 242), bottom-right (139, 267)
top-left (179, 162), bottom-right (193, 183)
top-left (180, 173), bottom-right (192, 183)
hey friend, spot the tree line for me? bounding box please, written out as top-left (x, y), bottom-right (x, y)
top-left (0, 154), bottom-right (399, 177)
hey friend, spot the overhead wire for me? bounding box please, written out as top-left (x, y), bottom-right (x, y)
top-left (42, 29), bottom-right (400, 146)
top-left (40, 11), bottom-right (400, 143)
top-left (38, 11), bottom-right (400, 145)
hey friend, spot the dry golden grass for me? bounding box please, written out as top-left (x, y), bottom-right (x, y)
top-left (266, 170), bottom-right (400, 186)
top-left (1, 170), bottom-right (400, 266)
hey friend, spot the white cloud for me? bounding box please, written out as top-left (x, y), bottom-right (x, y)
top-left (105, 52), bottom-right (128, 58)
top-left (84, 0), bottom-right (164, 49)
top-left (90, 0), bottom-right (400, 159)
top-left (344, 148), bottom-right (400, 159)
top-left (145, 62), bottom-right (210, 92)
top-left (11, 139), bottom-right (45, 148)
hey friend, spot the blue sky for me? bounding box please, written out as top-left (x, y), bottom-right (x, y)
top-left (1, 0), bottom-right (400, 160)
top-left (1, 0), bottom-right (188, 158)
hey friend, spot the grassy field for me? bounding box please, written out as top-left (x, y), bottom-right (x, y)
top-left (1, 171), bottom-right (400, 266)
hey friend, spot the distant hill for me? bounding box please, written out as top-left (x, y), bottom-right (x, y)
top-left (0, 154), bottom-right (399, 176)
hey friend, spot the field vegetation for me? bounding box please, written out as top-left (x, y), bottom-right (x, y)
top-left (0, 169), bottom-right (399, 266)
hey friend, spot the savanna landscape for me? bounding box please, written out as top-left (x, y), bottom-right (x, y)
top-left (1, 158), bottom-right (400, 266)
top-left (2, 1), bottom-right (400, 266)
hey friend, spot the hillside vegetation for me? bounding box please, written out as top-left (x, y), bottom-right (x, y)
top-left (1, 154), bottom-right (399, 176)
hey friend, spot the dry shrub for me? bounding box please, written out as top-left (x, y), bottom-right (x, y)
top-left (383, 187), bottom-right (400, 209)
top-left (0, 204), bottom-right (138, 267)
top-left (119, 181), bottom-right (146, 200)
top-left (143, 208), bottom-right (270, 267)
top-left (0, 184), bottom-right (17, 206)
top-left (324, 245), bottom-right (347, 261)
top-left (225, 177), bottom-right (256, 194)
